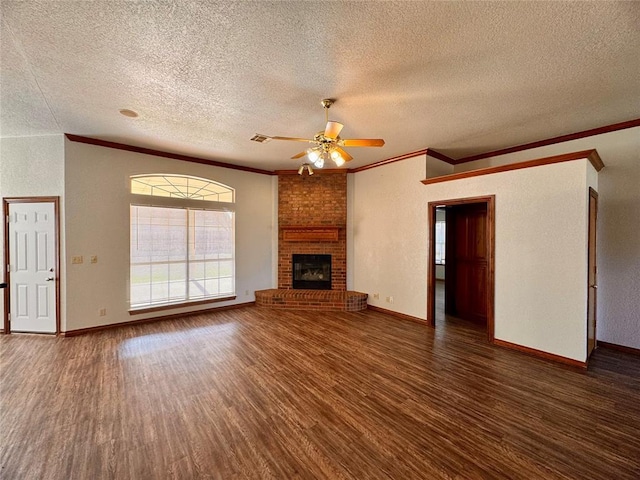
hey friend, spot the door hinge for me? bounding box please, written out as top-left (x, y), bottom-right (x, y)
top-left (7, 313), bottom-right (10, 322)
top-left (6, 215), bottom-right (10, 224)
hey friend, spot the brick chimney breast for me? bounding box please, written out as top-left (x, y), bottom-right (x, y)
top-left (278, 172), bottom-right (347, 291)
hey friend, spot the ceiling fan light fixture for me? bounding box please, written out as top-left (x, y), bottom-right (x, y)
top-left (297, 163), bottom-right (314, 176)
top-left (307, 148), bottom-right (320, 162)
top-left (314, 157), bottom-right (325, 169)
top-left (330, 149), bottom-right (345, 166)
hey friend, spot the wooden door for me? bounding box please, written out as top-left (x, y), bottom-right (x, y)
top-left (445, 203), bottom-right (488, 325)
top-left (587, 189), bottom-right (598, 358)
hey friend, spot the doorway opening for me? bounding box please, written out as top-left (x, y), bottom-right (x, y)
top-left (427, 196), bottom-right (495, 342)
top-left (587, 187), bottom-right (598, 359)
top-left (3, 197), bottom-right (61, 334)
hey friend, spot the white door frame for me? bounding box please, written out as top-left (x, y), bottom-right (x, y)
top-left (3, 197), bottom-right (61, 334)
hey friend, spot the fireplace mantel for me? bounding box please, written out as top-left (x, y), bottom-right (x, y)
top-left (280, 225), bottom-right (342, 242)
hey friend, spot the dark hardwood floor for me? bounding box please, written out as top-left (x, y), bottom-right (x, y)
top-left (1, 306), bottom-right (639, 479)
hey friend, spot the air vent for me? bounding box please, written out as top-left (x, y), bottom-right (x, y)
top-left (251, 134), bottom-right (271, 143)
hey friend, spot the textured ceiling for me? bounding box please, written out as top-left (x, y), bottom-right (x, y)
top-left (2, 1), bottom-right (639, 171)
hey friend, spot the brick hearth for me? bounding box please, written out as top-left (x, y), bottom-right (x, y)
top-left (255, 289), bottom-right (368, 312)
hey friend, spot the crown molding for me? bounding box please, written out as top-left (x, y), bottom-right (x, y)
top-left (65, 134), bottom-right (275, 175)
top-left (348, 149), bottom-right (430, 173)
top-left (65, 118), bottom-right (637, 176)
top-left (453, 118), bottom-right (640, 164)
top-left (421, 149), bottom-right (603, 185)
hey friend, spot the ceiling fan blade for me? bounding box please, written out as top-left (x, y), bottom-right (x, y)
top-left (334, 146), bottom-right (353, 162)
top-left (291, 151), bottom-right (308, 159)
top-left (271, 136), bottom-right (314, 143)
top-left (341, 138), bottom-right (385, 147)
top-left (324, 121), bottom-right (344, 139)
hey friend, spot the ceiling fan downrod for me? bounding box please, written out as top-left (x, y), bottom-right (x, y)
top-left (321, 98), bottom-right (334, 123)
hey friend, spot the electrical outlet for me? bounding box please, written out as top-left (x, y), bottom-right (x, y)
top-left (90, 255), bottom-right (98, 264)
top-left (99, 308), bottom-right (107, 316)
top-left (373, 293), bottom-right (379, 299)
top-left (72, 256), bottom-right (83, 265)
top-left (386, 296), bottom-right (394, 304)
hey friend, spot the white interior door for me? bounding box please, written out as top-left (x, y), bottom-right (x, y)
top-left (8, 202), bottom-right (57, 333)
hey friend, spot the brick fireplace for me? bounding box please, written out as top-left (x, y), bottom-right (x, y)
top-left (277, 171), bottom-right (347, 290)
top-left (255, 170), bottom-right (367, 311)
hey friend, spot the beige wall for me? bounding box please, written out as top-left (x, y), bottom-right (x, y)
top-left (435, 160), bottom-right (594, 362)
top-left (353, 153), bottom-right (595, 361)
top-left (0, 135), bottom-right (66, 329)
top-left (351, 155), bottom-right (430, 317)
top-left (454, 127), bottom-right (640, 350)
top-left (63, 140), bottom-right (275, 332)
top-left (353, 155), bottom-right (596, 361)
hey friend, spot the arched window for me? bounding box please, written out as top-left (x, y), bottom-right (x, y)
top-left (129, 174), bottom-right (235, 310)
top-left (130, 174), bottom-right (234, 202)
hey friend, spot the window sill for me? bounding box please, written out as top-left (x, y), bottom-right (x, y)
top-left (129, 296), bottom-right (237, 315)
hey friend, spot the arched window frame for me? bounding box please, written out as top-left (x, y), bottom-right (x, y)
top-left (130, 174), bottom-right (235, 203)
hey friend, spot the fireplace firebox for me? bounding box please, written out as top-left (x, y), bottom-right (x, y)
top-left (292, 254), bottom-right (331, 290)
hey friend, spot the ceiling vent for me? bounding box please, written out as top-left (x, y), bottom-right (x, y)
top-left (250, 134), bottom-right (271, 143)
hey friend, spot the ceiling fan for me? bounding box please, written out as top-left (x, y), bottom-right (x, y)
top-left (251, 99), bottom-right (385, 169)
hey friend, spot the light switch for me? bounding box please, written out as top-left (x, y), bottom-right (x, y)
top-left (90, 255), bottom-right (98, 264)
top-left (72, 256), bottom-right (83, 265)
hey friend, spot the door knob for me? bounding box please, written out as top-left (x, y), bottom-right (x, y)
top-left (46, 277), bottom-right (54, 282)
top-left (590, 284), bottom-right (598, 289)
